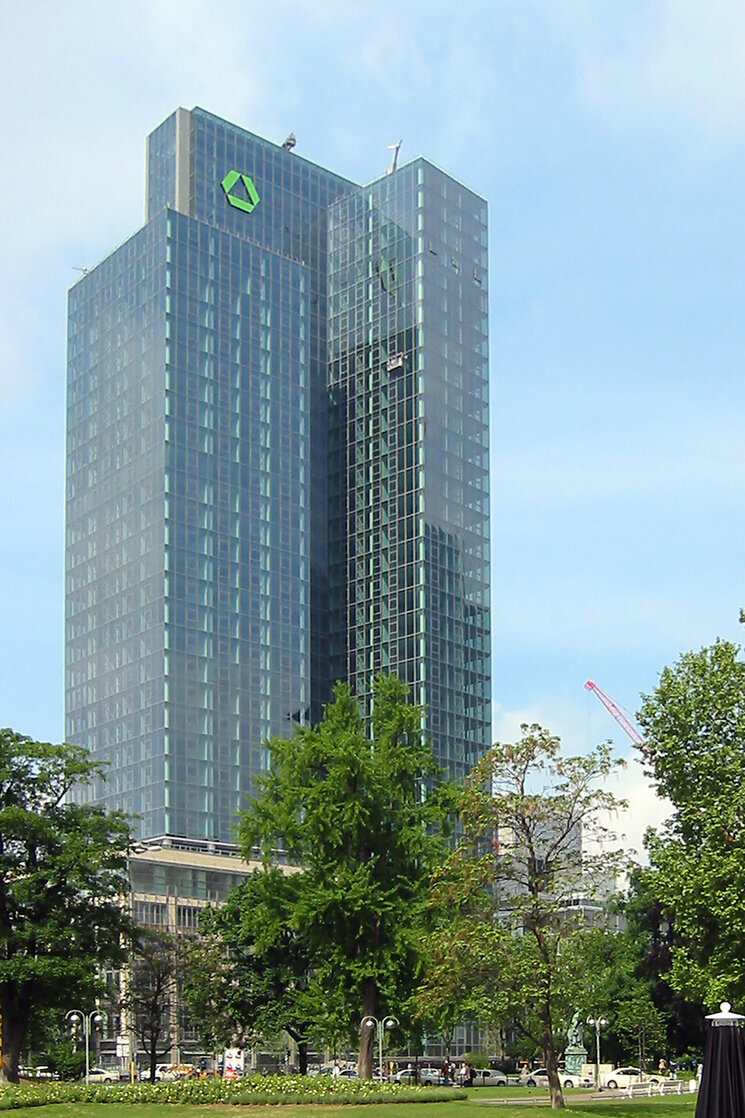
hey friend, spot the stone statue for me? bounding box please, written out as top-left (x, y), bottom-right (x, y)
top-left (567, 1012), bottom-right (584, 1048)
top-left (564, 1012), bottom-right (588, 1073)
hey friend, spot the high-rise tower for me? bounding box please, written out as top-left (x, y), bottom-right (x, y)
top-left (66, 108), bottom-right (490, 841)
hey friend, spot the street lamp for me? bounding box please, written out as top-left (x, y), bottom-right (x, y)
top-left (67, 1009), bottom-right (103, 1083)
top-left (586, 1016), bottom-right (608, 1089)
top-left (362, 1015), bottom-right (398, 1080)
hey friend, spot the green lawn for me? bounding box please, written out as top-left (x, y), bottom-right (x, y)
top-left (14, 1095), bottom-right (697, 1118)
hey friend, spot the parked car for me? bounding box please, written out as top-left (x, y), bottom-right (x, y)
top-left (155, 1063), bottom-right (196, 1081)
top-left (447, 1065), bottom-right (503, 1086)
top-left (394, 1066), bottom-right (445, 1085)
top-left (87, 1067), bottom-right (116, 1083)
top-left (471, 1068), bottom-right (508, 1087)
top-left (558, 1070), bottom-right (593, 1088)
top-left (522, 1067), bottom-right (549, 1087)
top-left (604, 1067), bottom-right (658, 1090)
top-left (314, 1064), bottom-right (357, 1078)
top-left (522, 1067), bottom-right (591, 1089)
top-left (420, 1067), bottom-right (448, 1086)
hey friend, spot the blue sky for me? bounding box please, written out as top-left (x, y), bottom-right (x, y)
top-left (2, 0), bottom-right (745, 852)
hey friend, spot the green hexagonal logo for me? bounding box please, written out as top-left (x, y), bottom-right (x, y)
top-left (221, 169), bottom-right (260, 213)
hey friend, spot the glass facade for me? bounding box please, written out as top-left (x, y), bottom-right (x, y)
top-left (327, 161), bottom-right (490, 781)
top-left (66, 108), bottom-right (490, 841)
top-left (66, 216), bottom-right (169, 835)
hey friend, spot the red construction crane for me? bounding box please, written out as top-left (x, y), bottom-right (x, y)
top-left (584, 679), bottom-right (644, 745)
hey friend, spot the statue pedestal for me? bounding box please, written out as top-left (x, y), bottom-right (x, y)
top-left (564, 1045), bottom-right (588, 1074)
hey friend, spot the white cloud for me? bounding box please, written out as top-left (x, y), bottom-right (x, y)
top-left (596, 751), bottom-right (672, 865)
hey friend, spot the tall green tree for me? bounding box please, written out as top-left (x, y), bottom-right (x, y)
top-left (22, 1009), bottom-right (86, 1080)
top-left (428, 725), bottom-right (627, 1110)
top-left (0, 730), bottom-right (133, 1083)
top-left (618, 868), bottom-right (705, 1061)
top-left (637, 638), bottom-right (745, 1008)
top-left (580, 923), bottom-right (668, 1069)
top-left (124, 928), bottom-right (179, 1083)
top-left (181, 868), bottom-right (317, 1073)
top-left (414, 919), bottom-right (484, 1064)
top-left (237, 675), bottom-right (455, 1077)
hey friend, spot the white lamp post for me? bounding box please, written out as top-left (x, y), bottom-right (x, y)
top-left (586, 1016), bottom-right (608, 1089)
top-left (362, 1015), bottom-right (398, 1080)
top-left (67, 1009), bottom-right (103, 1083)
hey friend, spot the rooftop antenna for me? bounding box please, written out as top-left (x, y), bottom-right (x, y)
top-left (282, 132), bottom-right (296, 151)
top-left (387, 139), bottom-right (403, 174)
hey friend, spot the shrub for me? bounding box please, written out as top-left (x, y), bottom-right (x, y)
top-left (0, 1073), bottom-right (467, 1109)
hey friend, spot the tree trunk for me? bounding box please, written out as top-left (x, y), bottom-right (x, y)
top-left (546, 1062), bottom-right (565, 1110)
top-left (0, 987), bottom-right (30, 1085)
top-left (533, 923), bottom-right (564, 1110)
top-left (0, 1033), bottom-right (22, 1085)
top-left (357, 976), bottom-right (376, 1079)
top-left (286, 1028), bottom-right (309, 1076)
top-left (539, 999), bottom-right (564, 1109)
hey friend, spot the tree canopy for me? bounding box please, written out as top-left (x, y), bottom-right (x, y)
top-left (181, 868), bottom-right (317, 1073)
top-left (578, 917), bottom-right (669, 1071)
top-left (425, 725), bottom-right (627, 1110)
top-left (613, 868), bottom-right (705, 1064)
top-left (235, 675), bottom-right (455, 1076)
top-left (638, 639), bottom-right (745, 841)
top-left (0, 730), bottom-right (133, 1082)
top-left (637, 638), bottom-right (745, 1008)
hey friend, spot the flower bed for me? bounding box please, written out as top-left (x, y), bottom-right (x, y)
top-left (0, 1073), bottom-right (467, 1109)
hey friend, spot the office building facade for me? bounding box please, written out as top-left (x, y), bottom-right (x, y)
top-left (66, 107), bottom-right (490, 842)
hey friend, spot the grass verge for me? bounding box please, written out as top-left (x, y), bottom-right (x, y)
top-left (0, 1077), bottom-right (697, 1116)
